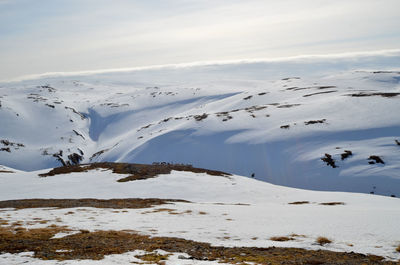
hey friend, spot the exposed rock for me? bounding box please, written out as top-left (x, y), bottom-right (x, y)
top-left (368, 155), bottom-right (385, 164)
top-left (321, 153), bottom-right (337, 168)
top-left (341, 150), bottom-right (353, 160)
top-left (67, 153), bottom-right (84, 165)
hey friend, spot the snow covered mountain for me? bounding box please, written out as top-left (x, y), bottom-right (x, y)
top-left (1, 53), bottom-right (400, 196)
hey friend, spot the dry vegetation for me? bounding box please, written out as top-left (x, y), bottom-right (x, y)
top-left (0, 226), bottom-right (393, 264)
top-left (270, 236), bottom-right (295, 242)
top-left (141, 208), bottom-right (193, 215)
top-left (270, 234), bottom-right (306, 242)
top-left (316, 237), bottom-right (332, 246)
top-left (0, 198), bottom-right (188, 210)
top-left (135, 253), bottom-right (171, 264)
top-left (38, 162), bottom-right (230, 182)
top-left (288, 201), bottom-right (310, 205)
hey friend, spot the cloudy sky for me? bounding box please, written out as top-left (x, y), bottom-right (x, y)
top-left (0, 0), bottom-right (399, 80)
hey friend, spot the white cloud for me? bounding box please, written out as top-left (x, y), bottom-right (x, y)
top-left (4, 49), bottom-right (400, 83)
top-left (0, 0), bottom-right (399, 80)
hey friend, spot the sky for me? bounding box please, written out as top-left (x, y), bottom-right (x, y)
top-left (0, 0), bottom-right (399, 81)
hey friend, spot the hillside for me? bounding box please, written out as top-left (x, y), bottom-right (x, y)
top-left (0, 163), bottom-right (399, 264)
top-left (1, 55), bottom-right (400, 196)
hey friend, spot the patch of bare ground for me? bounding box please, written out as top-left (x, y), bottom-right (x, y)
top-left (135, 253), bottom-right (171, 264)
top-left (346, 92), bottom-right (400, 98)
top-left (193, 113), bottom-right (208, 121)
top-left (368, 155), bottom-right (385, 165)
top-left (319, 202), bottom-right (345, 206)
top-left (289, 201), bottom-right (310, 205)
top-left (304, 119), bottom-right (326, 125)
top-left (341, 150), bottom-right (353, 160)
top-left (0, 198), bottom-right (189, 210)
top-left (270, 236), bottom-right (295, 242)
top-left (303, 90), bottom-right (338, 97)
top-left (290, 234), bottom-right (306, 238)
top-left (0, 170), bottom-right (14, 173)
top-left (38, 162), bottom-right (230, 182)
top-left (321, 153), bottom-right (338, 168)
top-left (0, 227), bottom-right (394, 264)
top-left (141, 208), bottom-right (192, 215)
top-left (396, 245), bottom-right (400, 253)
top-left (276, 104), bottom-right (301, 108)
top-left (316, 237), bottom-right (332, 246)
top-left (372, 71), bottom-right (400, 74)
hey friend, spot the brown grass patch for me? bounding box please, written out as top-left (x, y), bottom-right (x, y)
top-left (151, 208), bottom-right (175, 213)
top-left (396, 245), bottom-right (400, 253)
top-left (0, 170), bottom-right (14, 173)
top-left (217, 236), bottom-right (231, 240)
top-left (135, 253), bottom-right (171, 264)
top-left (38, 162), bottom-right (230, 182)
top-left (0, 227), bottom-right (393, 264)
top-left (198, 211), bottom-right (208, 215)
top-left (290, 234), bottom-right (306, 238)
top-left (11, 221), bottom-right (23, 227)
top-left (319, 202), bottom-right (345, 206)
top-left (0, 198), bottom-right (188, 210)
top-left (316, 237), bottom-right (332, 246)
top-left (270, 236), bottom-right (295, 242)
top-left (142, 208), bottom-right (182, 215)
top-left (289, 201), bottom-right (310, 205)
top-left (142, 208), bottom-right (194, 215)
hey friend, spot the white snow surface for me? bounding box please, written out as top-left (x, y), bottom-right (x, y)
top-left (1, 57), bottom-right (400, 196)
top-left (0, 168), bottom-right (399, 264)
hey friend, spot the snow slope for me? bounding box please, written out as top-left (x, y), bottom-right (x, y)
top-left (0, 168), bottom-right (399, 263)
top-left (0, 53), bottom-right (400, 196)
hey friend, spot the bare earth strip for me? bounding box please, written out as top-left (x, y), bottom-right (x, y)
top-left (0, 198), bottom-right (189, 209)
top-left (38, 162), bottom-right (230, 182)
top-left (0, 226), bottom-right (394, 264)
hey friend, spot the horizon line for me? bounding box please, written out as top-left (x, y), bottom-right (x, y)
top-left (3, 48), bottom-right (400, 83)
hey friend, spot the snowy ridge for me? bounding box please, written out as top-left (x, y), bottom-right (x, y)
top-left (1, 56), bottom-right (400, 196)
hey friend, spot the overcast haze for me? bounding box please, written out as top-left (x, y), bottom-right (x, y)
top-left (1, 0), bottom-right (400, 80)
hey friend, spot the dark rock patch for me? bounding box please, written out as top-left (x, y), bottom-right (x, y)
top-left (347, 92), bottom-right (400, 98)
top-left (341, 150), bottom-right (353, 160)
top-left (305, 119), bottom-right (326, 125)
top-left (368, 155), bottom-right (385, 164)
top-left (303, 91), bottom-right (337, 97)
top-left (321, 153), bottom-right (337, 168)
